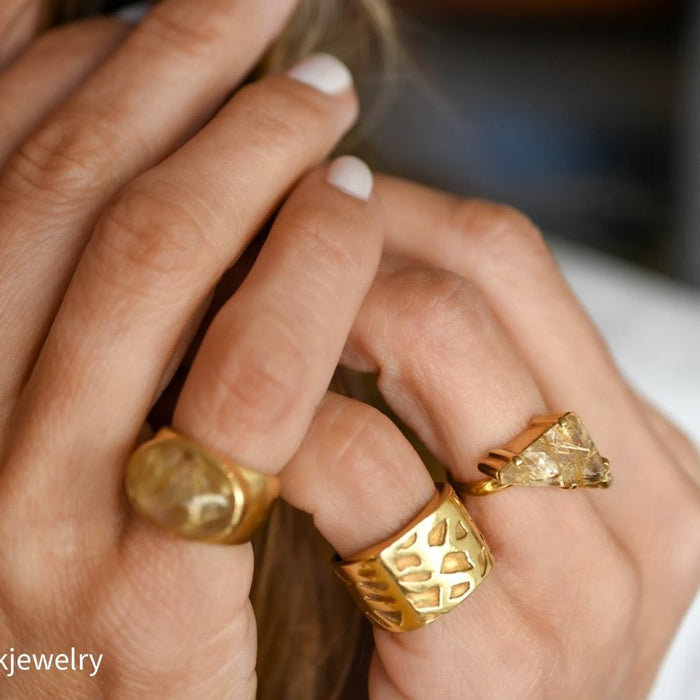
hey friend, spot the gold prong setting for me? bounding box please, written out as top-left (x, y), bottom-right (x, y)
top-left (452, 412), bottom-right (612, 497)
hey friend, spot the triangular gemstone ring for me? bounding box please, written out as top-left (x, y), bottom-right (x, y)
top-left (451, 413), bottom-right (612, 497)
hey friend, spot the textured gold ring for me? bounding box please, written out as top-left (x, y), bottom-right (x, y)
top-left (125, 428), bottom-right (279, 544)
top-left (332, 483), bottom-right (493, 633)
top-left (451, 412), bottom-right (612, 497)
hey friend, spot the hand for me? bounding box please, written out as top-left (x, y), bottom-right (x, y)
top-left (280, 176), bottom-right (700, 698)
top-left (0, 1), bottom-right (384, 696)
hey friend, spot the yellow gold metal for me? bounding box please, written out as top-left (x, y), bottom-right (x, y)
top-left (332, 483), bottom-right (493, 633)
top-left (125, 428), bottom-right (279, 544)
top-left (452, 411), bottom-right (612, 497)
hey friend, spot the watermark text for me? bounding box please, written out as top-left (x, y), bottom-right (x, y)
top-left (0, 647), bottom-right (102, 678)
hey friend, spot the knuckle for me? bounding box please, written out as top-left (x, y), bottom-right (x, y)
top-left (325, 403), bottom-right (406, 490)
top-left (91, 182), bottom-right (219, 300)
top-left (233, 80), bottom-right (330, 159)
top-left (389, 268), bottom-right (492, 349)
top-left (607, 547), bottom-right (643, 622)
top-left (4, 114), bottom-right (119, 203)
top-left (145, 7), bottom-right (227, 60)
top-left (283, 206), bottom-right (371, 279)
top-left (31, 16), bottom-right (120, 57)
top-left (203, 324), bottom-right (309, 436)
top-left (486, 595), bottom-right (570, 696)
top-left (555, 531), bottom-right (641, 654)
top-left (451, 199), bottom-right (546, 260)
top-left (0, 513), bottom-right (96, 619)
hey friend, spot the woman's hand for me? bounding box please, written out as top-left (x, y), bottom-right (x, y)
top-left (0, 1), bottom-right (386, 696)
top-left (2, 3), bottom-right (698, 698)
top-left (280, 176), bottom-right (700, 698)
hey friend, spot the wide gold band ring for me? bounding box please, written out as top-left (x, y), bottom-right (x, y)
top-left (125, 428), bottom-right (280, 544)
top-left (332, 483), bottom-right (493, 633)
top-left (451, 412), bottom-right (612, 497)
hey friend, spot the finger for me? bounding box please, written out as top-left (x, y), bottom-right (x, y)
top-left (375, 176), bottom-right (627, 414)
top-left (0, 0), bottom-right (42, 67)
top-left (341, 261), bottom-right (615, 546)
top-left (110, 160), bottom-right (381, 675)
top-left (152, 290), bottom-right (214, 410)
top-left (173, 156), bottom-right (379, 469)
top-left (343, 259), bottom-right (547, 477)
top-left (0, 17), bottom-right (130, 168)
top-left (344, 260), bottom-right (657, 634)
top-left (280, 391), bottom-right (625, 698)
top-left (6, 52), bottom-right (358, 492)
top-left (5, 153), bottom-right (379, 538)
top-left (0, 0), bottom-right (299, 416)
top-left (281, 392), bottom-right (436, 558)
top-left (343, 260), bottom-right (684, 570)
top-left (373, 177), bottom-right (700, 557)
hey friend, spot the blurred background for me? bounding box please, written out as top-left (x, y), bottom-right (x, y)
top-left (358, 0), bottom-right (698, 283)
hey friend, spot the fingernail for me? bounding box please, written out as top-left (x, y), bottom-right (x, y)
top-left (287, 53), bottom-right (353, 96)
top-left (327, 156), bottom-right (373, 201)
top-left (114, 1), bottom-right (151, 24)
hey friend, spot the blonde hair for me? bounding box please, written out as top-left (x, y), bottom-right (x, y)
top-left (263, 0), bottom-right (398, 74)
top-left (42, 1), bottom-right (398, 698)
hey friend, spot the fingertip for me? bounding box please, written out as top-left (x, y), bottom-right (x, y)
top-left (287, 53), bottom-right (354, 96)
top-left (326, 155), bottom-right (374, 201)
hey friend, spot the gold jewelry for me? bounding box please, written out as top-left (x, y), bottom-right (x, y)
top-left (452, 412), bottom-right (612, 497)
top-left (332, 483), bottom-right (493, 633)
top-left (125, 428), bottom-right (279, 544)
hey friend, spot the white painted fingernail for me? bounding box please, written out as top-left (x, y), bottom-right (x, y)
top-left (114, 2), bottom-right (151, 24)
top-left (287, 54), bottom-right (353, 96)
top-left (327, 156), bottom-right (373, 201)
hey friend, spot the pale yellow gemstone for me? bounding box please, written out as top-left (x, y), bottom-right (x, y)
top-left (499, 413), bottom-right (611, 488)
top-left (126, 441), bottom-right (235, 539)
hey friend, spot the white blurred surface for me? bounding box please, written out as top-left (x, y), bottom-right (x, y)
top-left (553, 240), bottom-right (700, 700)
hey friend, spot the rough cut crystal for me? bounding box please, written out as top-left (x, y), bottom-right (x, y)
top-left (498, 413), bottom-right (611, 488)
top-left (127, 442), bottom-right (235, 539)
